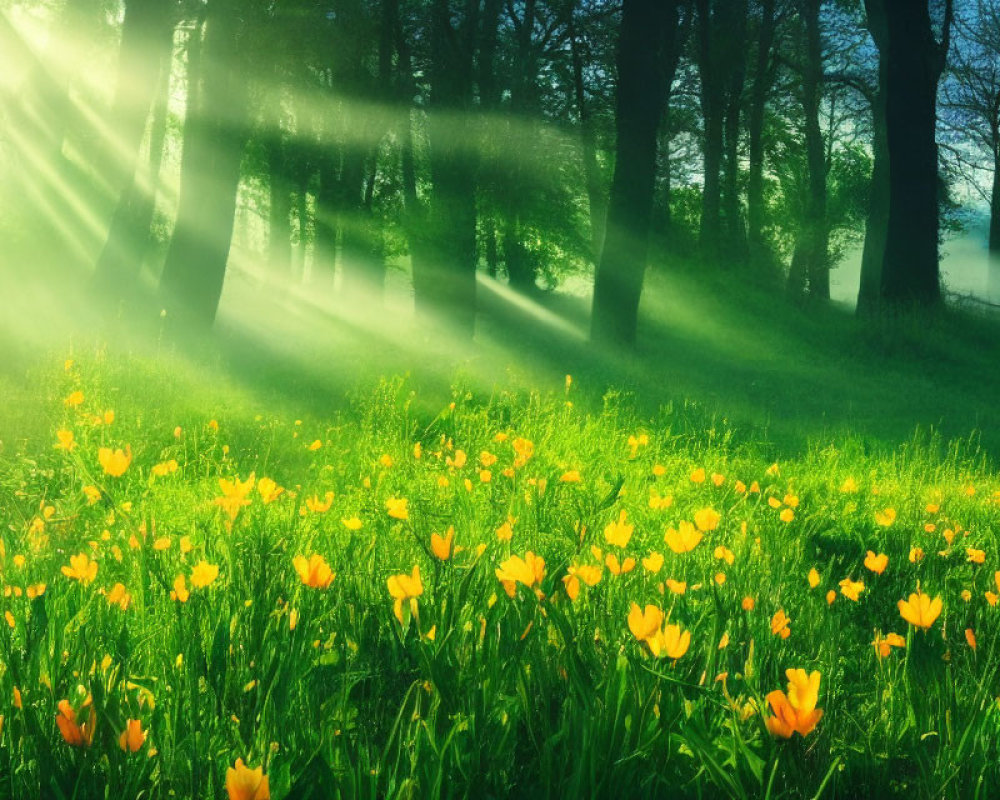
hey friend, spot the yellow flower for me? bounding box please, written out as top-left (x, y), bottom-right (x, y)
top-left (628, 603), bottom-right (663, 642)
top-left (603, 510), bottom-right (634, 548)
top-left (98, 446), bottom-right (132, 477)
top-left (54, 430), bottom-right (76, 451)
top-left (642, 551), bottom-right (664, 573)
top-left (648, 491), bottom-right (673, 510)
top-left (151, 459), bottom-right (179, 477)
top-left (61, 553), bottom-right (98, 585)
top-left (341, 516), bottom-right (363, 531)
top-left (431, 528), bottom-right (455, 561)
top-left (308, 439), bottom-right (323, 451)
top-left (909, 547), bottom-right (925, 563)
top-left (966, 547), bottom-right (986, 565)
top-left (305, 491), bottom-right (334, 514)
top-left (190, 560), bottom-right (219, 589)
top-left (257, 477), bottom-right (284, 503)
top-left (864, 551), bottom-right (888, 575)
top-left (874, 507), bottom-right (896, 527)
top-left (215, 474), bottom-right (255, 520)
top-left (293, 554), bottom-right (335, 589)
top-left (107, 582), bottom-right (131, 610)
top-left (839, 578), bottom-right (865, 602)
top-left (386, 497), bottom-right (409, 520)
top-left (741, 596), bottom-right (755, 611)
top-left (64, 390), bottom-right (84, 407)
top-left (171, 574), bottom-right (189, 603)
top-left (387, 565), bottom-right (424, 623)
top-left (779, 508), bottom-right (794, 523)
top-left (690, 468), bottom-right (706, 483)
top-left (650, 623), bottom-right (691, 659)
top-left (965, 628), bottom-right (977, 650)
top-left (694, 507), bottom-right (720, 532)
top-left (771, 609), bottom-right (791, 639)
top-left (82, 485), bottom-right (101, 505)
top-left (496, 552), bottom-right (545, 598)
top-left (560, 470), bottom-right (581, 483)
top-left (898, 590), bottom-right (942, 629)
top-left (713, 546), bottom-right (735, 565)
top-left (226, 758), bottom-right (270, 800)
top-left (665, 520), bottom-right (702, 554)
top-left (604, 553), bottom-right (635, 575)
top-left (872, 631), bottom-right (906, 658)
top-left (807, 568), bottom-right (820, 589)
top-left (765, 670), bottom-right (823, 738)
top-left (118, 719), bottom-right (146, 752)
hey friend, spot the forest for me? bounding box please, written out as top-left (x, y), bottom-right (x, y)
top-left (2, 0), bottom-right (1000, 798)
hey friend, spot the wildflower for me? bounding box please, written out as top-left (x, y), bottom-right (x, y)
top-left (496, 520), bottom-right (514, 542)
top-left (965, 628), bottom-right (977, 651)
top-left (604, 554), bottom-right (635, 575)
top-left (215, 474), bottom-right (255, 520)
top-left (560, 470), bottom-right (581, 483)
top-left (627, 603), bottom-right (690, 659)
top-left (64, 390), bottom-right (84, 407)
top-left (666, 578), bottom-right (687, 595)
top-left (430, 528), bottom-right (455, 561)
top-left (308, 439), bottom-right (322, 451)
top-left (107, 582), bottom-right (131, 610)
top-left (694, 507), bottom-right (720, 532)
top-left (839, 578), bottom-right (865, 602)
top-left (61, 553), bottom-right (98, 585)
top-left (386, 497), bottom-right (409, 520)
top-left (293, 554), bottom-right (335, 589)
top-left (226, 758), bottom-right (270, 800)
top-left (190, 561), bottom-right (219, 589)
top-left (82, 485), bottom-right (101, 505)
top-left (690, 468), bottom-right (706, 483)
top-left (665, 520), bottom-right (702, 554)
top-left (98, 446), bottom-right (132, 477)
top-left (872, 632), bottom-right (906, 658)
top-left (642, 551), bottom-right (664, 573)
top-left (874, 507), bottom-right (896, 527)
top-left (496, 552), bottom-right (545, 598)
top-left (56, 696), bottom-right (96, 747)
top-left (807, 568), bottom-right (820, 589)
top-left (898, 590), bottom-right (942, 629)
top-left (170, 574), bottom-right (189, 603)
top-left (742, 596), bottom-right (755, 611)
top-left (54, 430), bottom-right (76, 451)
top-left (118, 719), bottom-right (146, 752)
top-left (779, 508), bottom-right (795, 523)
top-left (765, 669), bottom-right (823, 738)
top-left (628, 603), bottom-right (663, 642)
top-left (387, 565), bottom-right (423, 623)
top-left (305, 491), bottom-right (334, 514)
top-left (771, 609), bottom-right (791, 639)
top-left (864, 551), bottom-right (888, 575)
top-left (257, 477), bottom-right (284, 504)
top-left (341, 516), bottom-right (362, 531)
top-left (967, 548), bottom-right (986, 565)
top-left (713, 546), bottom-right (735, 565)
top-left (909, 547), bottom-right (925, 563)
top-left (604, 509), bottom-right (634, 548)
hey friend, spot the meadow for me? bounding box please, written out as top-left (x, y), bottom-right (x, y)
top-left (1, 331), bottom-right (999, 800)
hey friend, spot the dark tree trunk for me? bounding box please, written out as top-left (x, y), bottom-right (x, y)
top-left (878, 0), bottom-right (949, 308)
top-left (591, 0), bottom-right (667, 346)
top-left (747, 0), bottom-right (776, 266)
top-left (857, 0), bottom-right (888, 314)
top-left (568, 4), bottom-right (606, 263)
top-left (93, 0), bottom-right (175, 296)
top-left (158, 0), bottom-right (251, 329)
top-left (990, 138), bottom-right (1000, 252)
top-left (720, 0), bottom-right (748, 267)
top-left (696, 0), bottom-right (724, 264)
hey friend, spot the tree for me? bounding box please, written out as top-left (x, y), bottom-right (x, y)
top-left (875, 0), bottom-right (952, 308)
top-left (591, 0), bottom-right (669, 346)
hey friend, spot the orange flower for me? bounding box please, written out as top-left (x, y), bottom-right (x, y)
top-left (807, 568), bottom-right (820, 589)
top-left (965, 628), bottom-right (977, 651)
top-left (226, 758), bottom-right (270, 800)
top-left (864, 551), bottom-right (888, 575)
top-left (257, 477), bottom-right (284, 504)
top-left (771, 609), bottom-right (791, 639)
top-left (560, 470), bottom-right (581, 483)
top-left (56, 697), bottom-right (96, 747)
top-left (106, 582), bottom-right (132, 610)
top-left (642, 551), bottom-right (664, 573)
top-left (431, 528), bottom-right (455, 561)
top-left (666, 578), bottom-right (687, 595)
top-left (839, 578), bottom-right (866, 602)
top-left (171, 574), bottom-right (189, 603)
top-left (874, 507), bottom-right (896, 527)
top-left (872, 631), bottom-right (906, 658)
top-left (98, 446), bottom-right (132, 477)
top-left (765, 669), bottom-right (823, 738)
top-left (215, 474), bottom-right (255, 520)
top-left (118, 719), bottom-right (146, 752)
top-left (293, 554), bottom-right (335, 589)
top-left (966, 548), bottom-right (986, 565)
top-left (898, 590), bottom-right (942, 629)
top-left (54, 430), bottom-right (76, 451)
top-left (627, 603), bottom-right (690, 659)
top-left (604, 553), bottom-right (636, 575)
top-left (305, 491), bottom-right (334, 514)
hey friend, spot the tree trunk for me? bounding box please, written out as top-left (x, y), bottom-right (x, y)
top-left (591, 0), bottom-right (666, 346)
top-left (93, 0), bottom-right (175, 297)
top-left (720, 0), bottom-right (748, 267)
top-left (801, 0), bottom-right (829, 301)
top-left (878, 0), bottom-right (947, 308)
top-left (747, 0), bottom-right (776, 266)
top-left (268, 135), bottom-right (293, 278)
top-left (158, 0), bottom-right (251, 329)
top-left (990, 140), bottom-right (1000, 252)
top-left (696, 0), bottom-right (724, 265)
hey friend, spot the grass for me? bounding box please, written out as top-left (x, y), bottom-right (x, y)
top-left (0, 335), bottom-right (998, 799)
